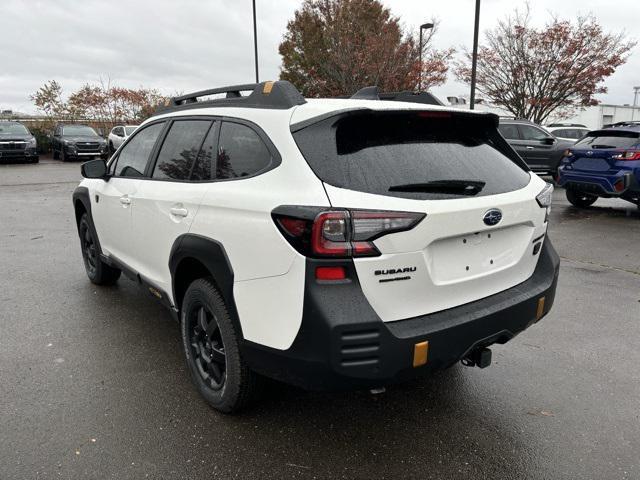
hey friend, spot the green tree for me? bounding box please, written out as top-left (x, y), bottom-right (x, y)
top-left (279, 0), bottom-right (453, 97)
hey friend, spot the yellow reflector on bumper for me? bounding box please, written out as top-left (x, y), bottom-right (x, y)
top-left (536, 297), bottom-right (546, 320)
top-left (413, 341), bottom-right (429, 367)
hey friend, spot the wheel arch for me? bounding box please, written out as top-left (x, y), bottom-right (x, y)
top-left (169, 234), bottom-right (243, 336)
top-left (72, 186), bottom-right (91, 226)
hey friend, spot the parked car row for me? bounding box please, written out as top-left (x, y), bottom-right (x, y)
top-left (0, 121), bottom-right (39, 163)
top-left (0, 120), bottom-right (139, 163)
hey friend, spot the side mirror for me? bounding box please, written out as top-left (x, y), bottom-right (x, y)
top-left (542, 137), bottom-right (556, 146)
top-left (81, 159), bottom-right (108, 179)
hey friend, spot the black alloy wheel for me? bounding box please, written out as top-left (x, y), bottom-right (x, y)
top-left (188, 304), bottom-right (227, 390)
top-left (79, 217), bottom-right (98, 277)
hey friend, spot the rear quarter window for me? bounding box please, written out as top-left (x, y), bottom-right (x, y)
top-left (293, 111), bottom-right (530, 200)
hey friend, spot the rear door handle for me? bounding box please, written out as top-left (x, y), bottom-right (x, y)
top-left (526, 146), bottom-right (535, 150)
top-left (119, 196), bottom-right (131, 205)
top-left (170, 206), bottom-right (189, 217)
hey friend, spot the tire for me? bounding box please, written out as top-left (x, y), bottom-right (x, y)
top-left (53, 148), bottom-right (59, 160)
top-left (61, 148), bottom-right (67, 162)
top-left (78, 213), bottom-right (121, 285)
top-left (566, 189), bottom-right (597, 208)
top-left (181, 278), bottom-right (261, 413)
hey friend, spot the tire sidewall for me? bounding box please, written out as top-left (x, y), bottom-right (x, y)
top-left (79, 214), bottom-right (99, 282)
top-left (180, 280), bottom-right (243, 412)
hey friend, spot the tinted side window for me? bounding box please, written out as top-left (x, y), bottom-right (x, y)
top-left (114, 122), bottom-right (164, 177)
top-left (498, 124), bottom-right (520, 140)
top-left (191, 123), bottom-right (218, 181)
top-left (152, 120), bottom-right (212, 181)
top-left (217, 122), bottom-right (272, 179)
top-left (519, 125), bottom-right (549, 141)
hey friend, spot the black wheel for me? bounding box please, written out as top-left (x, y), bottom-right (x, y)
top-left (61, 148), bottom-right (67, 162)
top-left (181, 278), bottom-right (261, 413)
top-left (78, 213), bottom-right (121, 285)
top-left (53, 148), bottom-right (59, 160)
top-left (566, 189), bottom-right (597, 208)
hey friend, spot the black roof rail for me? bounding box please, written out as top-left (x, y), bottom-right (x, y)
top-left (156, 80), bottom-right (306, 114)
top-left (350, 86), bottom-right (443, 106)
top-left (606, 120), bottom-right (640, 128)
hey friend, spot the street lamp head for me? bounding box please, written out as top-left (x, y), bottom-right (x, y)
top-left (420, 22), bottom-right (434, 30)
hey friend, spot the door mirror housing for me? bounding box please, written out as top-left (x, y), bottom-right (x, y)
top-left (542, 137), bottom-right (556, 146)
top-left (81, 159), bottom-right (109, 179)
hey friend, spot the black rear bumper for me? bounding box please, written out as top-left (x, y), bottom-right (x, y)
top-left (242, 239), bottom-right (560, 391)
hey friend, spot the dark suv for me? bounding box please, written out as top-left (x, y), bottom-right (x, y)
top-left (498, 119), bottom-right (573, 175)
top-left (51, 124), bottom-right (108, 162)
top-left (0, 121), bottom-right (38, 163)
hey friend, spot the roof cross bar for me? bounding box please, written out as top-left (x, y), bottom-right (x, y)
top-left (172, 84), bottom-right (258, 106)
top-left (157, 81), bottom-right (307, 113)
top-left (350, 86), bottom-right (443, 106)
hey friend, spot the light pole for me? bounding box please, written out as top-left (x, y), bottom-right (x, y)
top-left (252, 0), bottom-right (259, 83)
top-left (418, 22), bottom-right (434, 92)
top-left (469, 0), bottom-right (481, 109)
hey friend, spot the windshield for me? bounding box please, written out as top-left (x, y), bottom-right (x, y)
top-left (124, 126), bottom-right (137, 135)
top-left (63, 125), bottom-right (98, 136)
top-left (293, 111), bottom-right (530, 200)
top-left (575, 130), bottom-right (640, 149)
top-left (0, 122), bottom-right (30, 135)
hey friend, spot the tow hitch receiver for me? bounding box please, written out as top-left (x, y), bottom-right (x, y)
top-left (462, 347), bottom-right (492, 368)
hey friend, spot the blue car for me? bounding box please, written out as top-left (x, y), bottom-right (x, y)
top-left (557, 122), bottom-right (640, 209)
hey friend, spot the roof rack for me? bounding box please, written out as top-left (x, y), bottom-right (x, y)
top-left (156, 80), bottom-right (306, 114)
top-left (350, 86), bottom-right (443, 106)
top-left (604, 120), bottom-right (640, 128)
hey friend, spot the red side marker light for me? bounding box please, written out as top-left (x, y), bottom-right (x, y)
top-left (315, 266), bottom-right (346, 281)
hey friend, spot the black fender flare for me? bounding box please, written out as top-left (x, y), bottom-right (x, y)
top-left (169, 234), bottom-right (243, 337)
top-left (72, 186), bottom-right (104, 255)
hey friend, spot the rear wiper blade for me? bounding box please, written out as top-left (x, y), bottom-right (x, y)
top-left (388, 180), bottom-right (486, 195)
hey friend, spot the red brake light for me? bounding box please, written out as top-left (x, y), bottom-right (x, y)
top-left (273, 208), bottom-right (425, 259)
top-left (315, 266), bottom-right (346, 280)
top-left (278, 217), bottom-right (307, 237)
top-left (612, 150), bottom-right (640, 161)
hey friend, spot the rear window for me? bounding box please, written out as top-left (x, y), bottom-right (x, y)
top-left (293, 111), bottom-right (530, 200)
top-left (553, 128), bottom-right (587, 140)
top-left (575, 130), bottom-right (640, 149)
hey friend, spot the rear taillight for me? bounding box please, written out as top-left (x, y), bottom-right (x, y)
top-left (273, 208), bottom-right (425, 258)
top-left (612, 150), bottom-right (640, 161)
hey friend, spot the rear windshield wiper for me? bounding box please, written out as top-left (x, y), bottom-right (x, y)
top-left (388, 180), bottom-right (486, 195)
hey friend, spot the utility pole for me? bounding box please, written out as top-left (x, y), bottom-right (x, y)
top-left (469, 0), bottom-right (481, 110)
top-left (418, 23), bottom-right (434, 92)
top-left (252, 0), bottom-right (259, 83)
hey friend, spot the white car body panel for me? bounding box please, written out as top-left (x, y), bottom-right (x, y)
top-left (324, 175), bottom-right (548, 322)
top-left (80, 98), bottom-right (549, 351)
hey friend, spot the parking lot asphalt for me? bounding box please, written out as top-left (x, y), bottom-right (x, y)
top-left (1, 158), bottom-right (639, 480)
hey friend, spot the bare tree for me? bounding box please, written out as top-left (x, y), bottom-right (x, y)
top-left (455, 7), bottom-right (636, 123)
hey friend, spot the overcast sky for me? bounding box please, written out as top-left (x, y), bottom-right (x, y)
top-left (1, 0), bottom-right (638, 113)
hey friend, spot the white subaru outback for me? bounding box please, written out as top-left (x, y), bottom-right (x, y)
top-left (73, 81), bottom-right (559, 413)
